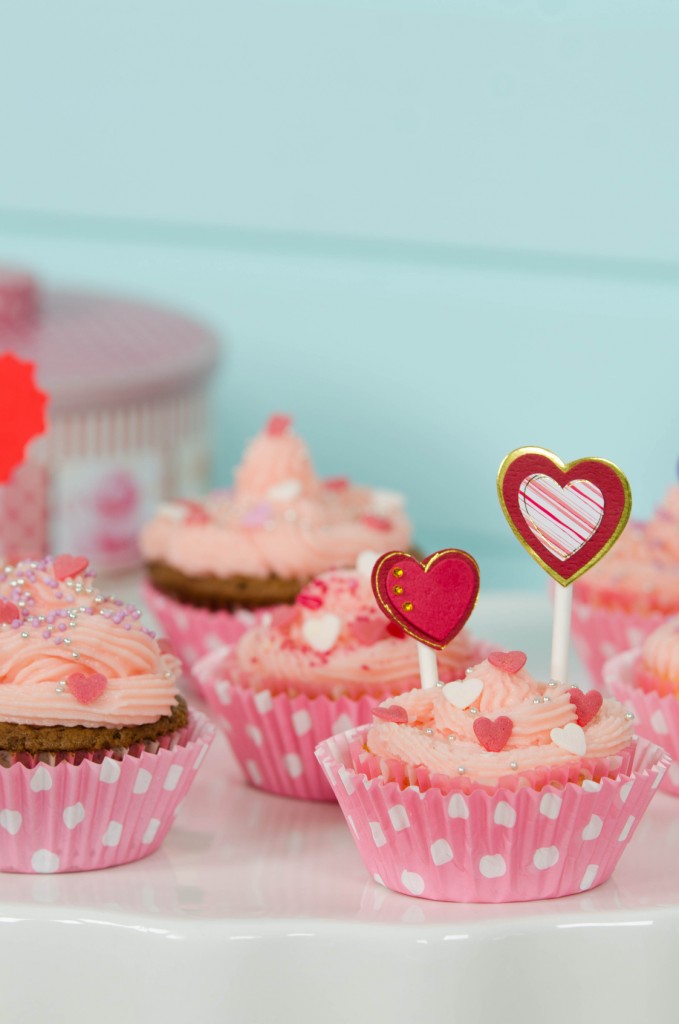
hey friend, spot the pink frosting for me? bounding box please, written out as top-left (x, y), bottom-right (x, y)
top-left (636, 615), bottom-right (679, 697)
top-left (224, 566), bottom-right (482, 700)
top-left (0, 557), bottom-right (181, 729)
top-left (366, 658), bottom-right (633, 788)
top-left (139, 416), bottom-right (411, 580)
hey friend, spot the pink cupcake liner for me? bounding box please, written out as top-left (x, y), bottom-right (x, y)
top-left (0, 711), bottom-right (215, 873)
top-left (142, 581), bottom-right (278, 697)
top-left (571, 597), bottom-right (666, 686)
top-left (604, 649), bottom-right (679, 797)
top-left (315, 724), bottom-right (669, 903)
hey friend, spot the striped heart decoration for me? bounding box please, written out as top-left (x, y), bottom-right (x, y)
top-left (497, 447), bottom-right (631, 586)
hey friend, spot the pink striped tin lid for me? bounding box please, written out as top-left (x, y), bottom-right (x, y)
top-left (0, 271), bottom-right (219, 410)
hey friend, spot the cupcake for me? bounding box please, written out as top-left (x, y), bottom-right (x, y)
top-left (316, 652), bottom-right (669, 902)
top-left (140, 414), bottom-right (412, 688)
top-left (572, 489), bottom-right (679, 684)
top-left (604, 616), bottom-right (679, 796)
top-left (193, 556), bottom-right (489, 800)
top-left (0, 554), bottom-right (214, 873)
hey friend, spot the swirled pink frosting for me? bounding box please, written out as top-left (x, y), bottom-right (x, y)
top-left (0, 557), bottom-right (181, 728)
top-left (139, 415), bottom-right (411, 580)
top-left (575, 515), bottom-right (679, 615)
top-left (636, 616), bottom-right (679, 697)
top-left (366, 658), bottom-right (633, 787)
top-left (222, 564), bottom-right (484, 700)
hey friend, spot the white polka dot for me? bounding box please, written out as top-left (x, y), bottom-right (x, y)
top-left (292, 709), bottom-right (312, 736)
top-left (133, 769), bottom-right (153, 794)
top-left (580, 864), bottom-right (599, 890)
top-left (338, 766), bottom-right (355, 795)
top-left (582, 779), bottom-right (602, 792)
top-left (163, 765), bottom-right (184, 791)
top-left (0, 809), bottom-right (22, 835)
top-left (479, 854), bottom-right (507, 879)
top-left (447, 793), bottom-right (470, 819)
top-left (539, 793), bottom-right (562, 819)
top-left (582, 814), bottom-right (603, 841)
top-left (373, 873), bottom-right (385, 886)
top-left (401, 870), bottom-right (425, 895)
top-left (214, 682), bottom-right (232, 705)
top-left (30, 765), bottom-right (52, 792)
top-left (62, 803), bottom-right (85, 830)
top-left (253, 690), bottom-right (273, 714)
top-left (533, 846), bottom-right (560, 870)
top-left (102, 821), bottom-right (123, 847)
top-left (346, 815), bottom-right (358, 836)
top-left (31, 849), bottom-right (60, 874)
top-left (235, 609), bottom-right (256, 627)
top-left (618, 815), bottom-right (635, 842)
top-left (652, 768), bottom-right (664, 790)
top-left (369, 821), bottom-right (387, 847)
top-left (246, 759), bottom-right (262, 785)
top-left (332, 714), bottom-right (354, 735)
top-left (388, 805), bottom-right (410, 832)
top-left (619, 779), bottom-right (633, 802)
top-left (245, 724), bottom-right (263, 747)
top-left (493, 801), bottom-right (517, 828)
top-left (99, 758), bottom-right (121, 784)
top-left (651, 709), bottom-right (669, 735)
top-left (430, 839), bottom-right (453, 865)
top-left (193, 744), bottom-right (209, 770)
top-left (283, 753), bottom-right (303, 779)
top-left (142, 819), bottom-right (161, 845)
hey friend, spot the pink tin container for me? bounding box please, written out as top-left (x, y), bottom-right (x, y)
top-left (0, 269), bottom-right (219, 570)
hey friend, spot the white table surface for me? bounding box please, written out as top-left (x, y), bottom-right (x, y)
top-left (0, 590), bottom-right (676, 1024)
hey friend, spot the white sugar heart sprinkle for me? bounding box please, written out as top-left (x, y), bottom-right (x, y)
top-left (356, 550), bottom-right (380, 578)
top-left (441, 677), bottom-right (483, 709)
top-left (550, 722), bottom-right (587, 756)
top-left (302, 614), bottom-right (342, 653)
top-left (266, 478), bottom-right (302, 503)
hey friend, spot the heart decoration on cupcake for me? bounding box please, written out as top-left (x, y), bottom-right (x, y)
top-left (371, 550), bottom-right (480, 650)
top-left (497, 447), bottom-right (631, 587)
top-left (0, 353), bottom-right (48, 484)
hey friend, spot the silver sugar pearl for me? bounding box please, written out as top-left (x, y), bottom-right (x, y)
top-left (424, 728), bottom-right (434, 735)
top-left (625, 712), bottom-right (634, 720)
top-left (71, 651), bottom-right (79, 659)
top-left (510, 761), bottom-right (519, 770)
top-left (63, 638), bottom-right (71, 645)
top-left (469, 706), bottom-right (479, 715)
top-left (548, 679), bottom-right (558, 687)
top-left (435, 680), bottom-right (444, 688)
top-left (542, 696), bottom-right (551, 703)
top-left (533, 697), bottom-right (542, 704)
top-left (20, 632), bottom-right (29, 639)
top-left (457, 766), bottom-right (466, 775)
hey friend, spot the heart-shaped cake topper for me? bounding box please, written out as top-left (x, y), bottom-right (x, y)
top-left (66, 672), bottom-right (108, 705)
top-left (371, 549), bottom-right (480, 650)
top-left (497, 447), bottom-right (631, 586)
top-left (53, 554), bottom-right (90, 581)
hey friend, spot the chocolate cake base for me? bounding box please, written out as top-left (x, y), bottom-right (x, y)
top-left (0, 696), bottom-right (189, 753)
top-left (146, 561), bottom-right (305, 611)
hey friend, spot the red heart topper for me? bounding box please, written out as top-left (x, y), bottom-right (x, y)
top-left (371, 549), bottom-right (480, 650)
top-left (497, 447), bottom-right (631, 586)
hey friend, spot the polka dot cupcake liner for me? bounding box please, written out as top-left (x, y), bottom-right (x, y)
top-left (142, 582), bottom-right (277, 698)
top-left (315, 725), bottom-right (670, 903)
top-left (571, 598), bottom-right (665, 686)
top-left (0, 711), bottom-right (215, 873)
top-left (604, 649), bottom-right (679, 797)
top-left (194, 647), bottom-right (380, 800)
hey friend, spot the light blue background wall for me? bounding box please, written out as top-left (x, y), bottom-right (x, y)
top-left (1, 1), bottom-right (678, 588)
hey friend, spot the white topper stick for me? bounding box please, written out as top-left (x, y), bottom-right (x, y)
top-left (550, 584), bottom-right (573, 685)
top-left (417, 642), bottom-right (439, 689)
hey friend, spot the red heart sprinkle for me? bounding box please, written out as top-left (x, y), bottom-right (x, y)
top-left (372, 704), bottom-right (408, 724)
top-left (266, 414), bottom-right (292, 436)
top-left (0, 601), bottom-right (20, 625)
top-left (53, 555), bottom-right (89, 581)
top-left (361, 514), bottom-right (393, 532)
top-left (473, 716), bottom-right (513, 753)
top-left (66, 672), bottom-right (108, 705)
top-left (568, 687), bottom-right (603, 727)
top-left (488, 650), bottom-right (527, 674)
top-left (349, 617), bottom-right (387, 646)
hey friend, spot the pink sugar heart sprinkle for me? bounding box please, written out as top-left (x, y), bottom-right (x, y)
top-left (53, 554), bottom-right (89, 581)
top-left (488, 650), bottom-right (527, 675)
top-left (361, 514), bottom-right (393, 532)
top-left (297, 592), bottom-right (323, 611)
top-left (266, 414), bottom-right (292, 436)
top-left (158, 638), bottom-right (175, 655)
top-left (568, 687), bottom-right (603, 727)
top-left (372, 704), bottom-right (408, 724)
top-left (0, 601), bottom-right (20, 625)
top-left (473, 715), bottom-right (513, 753)
top-left (349, 617), bottom-right (387, 646)
top-left (66, 672), bottom-right (108, 705)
